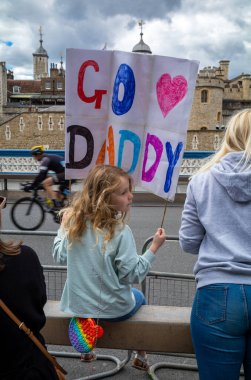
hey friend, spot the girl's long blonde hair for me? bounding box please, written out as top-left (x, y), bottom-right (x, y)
top-left (61, 165), bottom-right (132, 244)
top-left (197, 109), bottom-right (251, 174)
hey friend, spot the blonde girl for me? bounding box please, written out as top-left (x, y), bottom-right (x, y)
top-left (179, 109), bottom-right (251, 380)
top-left (196, 108), bottom-right (251, 174)
top-left (53, 165), bottom-right (166, 370)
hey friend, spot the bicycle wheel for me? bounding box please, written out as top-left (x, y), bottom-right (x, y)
top-left (11, 197), bottom-right (45, 230)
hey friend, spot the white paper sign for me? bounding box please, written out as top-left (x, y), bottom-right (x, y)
top-left (65, 48), bottom-right (199, 200)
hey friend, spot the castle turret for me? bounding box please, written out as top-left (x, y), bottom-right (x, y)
top-left (0, 62), bottom-right (7, 112)
top-left (242, 74), bottom-right (251, 100)
top-left (33, 26), bottom-right (49, 80)
top-left (189, 66), bottom-right (224, 130)
top-left (219, 60), bottom-right (230, 80)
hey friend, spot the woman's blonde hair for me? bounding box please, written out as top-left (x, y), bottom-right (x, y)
top-left (0, 205), bottom-right (22, 272)
top-left (0, 239), bottom-right (21, 256)
top-left (197, 109), bottom-right (251, 173)
top-left (61, 165), bottom-right (132, 244)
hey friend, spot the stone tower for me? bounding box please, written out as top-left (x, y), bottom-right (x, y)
top-left (189, 64), bottom-right (225, 130)
top-left (0, 62), bottom-right (7, 112)
top-left (33, 26), bottom-right (49, 80)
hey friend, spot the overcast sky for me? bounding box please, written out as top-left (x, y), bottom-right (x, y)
top-left (0, 0), bottom-right (250, 80)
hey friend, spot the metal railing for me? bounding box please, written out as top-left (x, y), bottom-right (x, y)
top-left (2, 230), bottom-right (196, 306)
top-left (43, 265), bottom-right (67, 300)
top-left (141, 235), bottom-right (196, 307)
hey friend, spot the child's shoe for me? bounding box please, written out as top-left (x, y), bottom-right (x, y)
top-left (80, 351), bottom-right (97, 362)
top-left (132, 352), bottom-right (149, 371)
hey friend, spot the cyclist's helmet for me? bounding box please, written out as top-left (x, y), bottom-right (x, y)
top-left (31, 145), bottom-right (44, 156)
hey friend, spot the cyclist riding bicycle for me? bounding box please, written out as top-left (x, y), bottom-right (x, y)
top-left (24, 145), bottom-right (68, 209)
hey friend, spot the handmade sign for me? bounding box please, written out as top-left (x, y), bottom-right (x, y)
top-left (65, 49), bottom-right (199, 200)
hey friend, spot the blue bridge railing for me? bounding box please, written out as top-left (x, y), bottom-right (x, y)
top-left (0, 149), bottom-right (214, 159)
top-left (0, 149), bottom-right (214, 190)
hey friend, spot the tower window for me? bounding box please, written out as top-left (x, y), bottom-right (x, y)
top-left (37, 116), bottom-right (43, 130)
top-left (19, 117), bottom-right (25, 132)
top-left (13, 86), bottom-right (21, 94)
top-left (45, 82), bottom-right (51, 90)
top-left (57, 82), bottom-right (63, 90)
top-left (214, 135), bottom-right (221, 150)
top-left (201, 90), bottom-right (208, 103)
top-left (5, 125), bottom-right (11, 140)
top-left (192, 135), bottom-right (199, 150)
top-left (48, 116), bottom-right (54, 130)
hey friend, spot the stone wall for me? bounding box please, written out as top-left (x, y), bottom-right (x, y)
top-left (0, 109), bottom-right (65, 149)
top-left (0, 107), bottom-right (225, 151)
top-left (185, 130), bottom-right (225, 151)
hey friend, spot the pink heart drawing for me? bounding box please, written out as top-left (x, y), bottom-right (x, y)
top-left (156, 74), bottom-right (188, 118)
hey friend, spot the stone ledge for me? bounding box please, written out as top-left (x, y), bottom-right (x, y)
top-left (42, 301), bottom-right (193, 353)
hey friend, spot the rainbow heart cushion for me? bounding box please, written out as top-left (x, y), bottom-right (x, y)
top-left (68, 317), bottom-right (104, 353)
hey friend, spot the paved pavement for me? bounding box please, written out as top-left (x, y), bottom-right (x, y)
top-left (48, 348), bottom-right (199, 380)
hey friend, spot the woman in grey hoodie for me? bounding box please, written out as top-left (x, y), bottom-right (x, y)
top-left (179, 109), bottom-right (251, 380)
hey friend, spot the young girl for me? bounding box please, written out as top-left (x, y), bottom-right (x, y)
top-left (53, 165), bottom-right (166, 371)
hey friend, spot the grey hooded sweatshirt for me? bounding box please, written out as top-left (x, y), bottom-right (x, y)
top-left (179, 152), bottom-right (251, 288)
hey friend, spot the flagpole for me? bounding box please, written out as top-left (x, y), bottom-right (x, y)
top-left (160, 199), bottom-right (169, 228)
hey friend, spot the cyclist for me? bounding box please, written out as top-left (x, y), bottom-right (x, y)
top-left (24, 146), bottom-right (67, 209)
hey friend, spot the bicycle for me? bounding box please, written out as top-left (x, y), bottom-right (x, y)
top-left (10, 182), bottom-right (72, 230)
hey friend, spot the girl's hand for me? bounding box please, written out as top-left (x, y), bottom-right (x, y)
top-left (149, 228), bottom-right (166, 254)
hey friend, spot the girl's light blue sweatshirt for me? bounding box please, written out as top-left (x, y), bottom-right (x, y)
top-left (52, 223), bottom-right (155, 318)
top-left (179, 152), bottom-right (251, 288)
